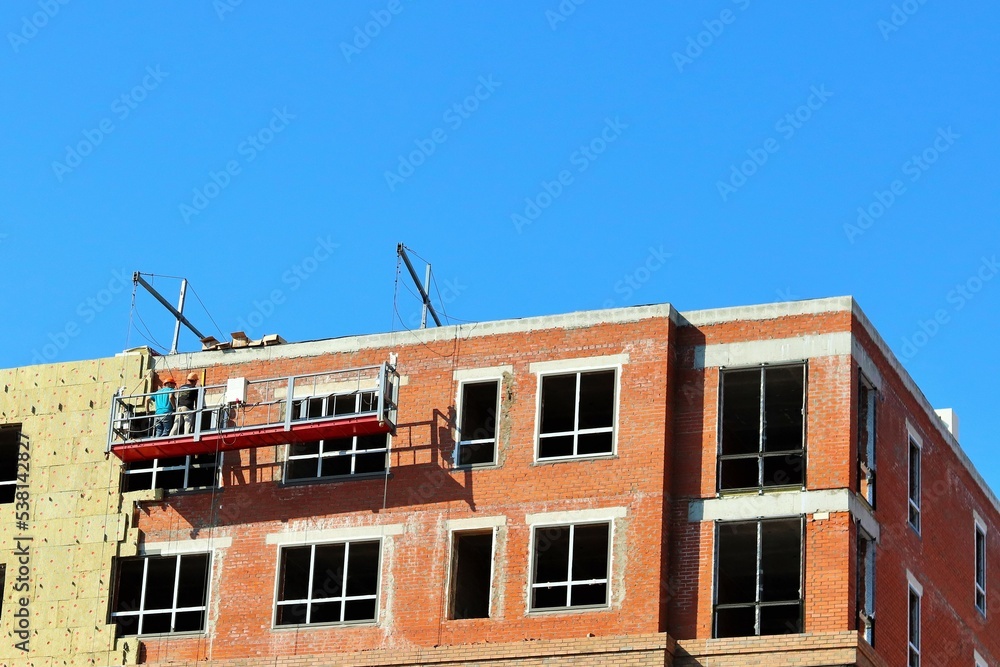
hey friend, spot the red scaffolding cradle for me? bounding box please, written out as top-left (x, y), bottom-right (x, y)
top-left (107, 363), bottom-right (399, 464)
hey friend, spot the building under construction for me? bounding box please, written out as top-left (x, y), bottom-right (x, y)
top-left (0, 296), bottom-right (996, 666)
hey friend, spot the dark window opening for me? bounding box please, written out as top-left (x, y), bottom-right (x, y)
top-left (715, 518), bottom-right (803, 638)
top-left (276, 540), bottom-right (380, 625)
top-left (908, 439), bottom-right (921, 532)
top-left (719, 366), bottom-right (805, 491)
top-left (531, 522), bottom-right (610, 611)
top-left (857, 530), bottom-right (876, 645)
top-left (0, 425), bottom-right (22, 504)
top-left (124, 453), bottom-right (219, 492)
top-left (111, 553), bottom-right (210, 636)
top-left (858, 375), bottom-right (877, 506)
top-left (450, 531), bottom-right (494, 619)
top-left (538, 370), bottom-right (615, 460)
top-left (285, 433), bottom-right (389, 482)
top-left (976, 524), bottom-right (986, 614)
top-left (457, 381), bottom-right (498, 466)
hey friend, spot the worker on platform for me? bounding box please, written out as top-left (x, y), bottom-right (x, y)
top-left (169, 372), bottom-right (200, 436)
top-left (150, 377), bottom-right (176, 437)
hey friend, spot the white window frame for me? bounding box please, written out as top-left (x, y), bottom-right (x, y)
top-left (975, 649), bottom-right (988, 667)
top-left (454, 375), bottom-right (503, 468)
top-left (530, 355), bottom-right (625, 463)
top-left (111, 552), bottom-right (213, 636)
top-left (907, 572), bottom-right (923, 667)
top-left (124, 453), bottom-right (222, 491)
top-left (528, 521), bottom-right (612, 613)
top-left (283, 432), bottom-right (391, 482)
top-left (444, 516), bottom-right (504, 619)
top-left (907, 423), bottom-right (922, 535)
top-left (975, 513), bottom-right (987, 616)
top-left (272, 539), bottom-right (383, 628)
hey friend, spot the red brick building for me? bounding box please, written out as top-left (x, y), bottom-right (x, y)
top-left (102, 297), bottom-right (998, 666)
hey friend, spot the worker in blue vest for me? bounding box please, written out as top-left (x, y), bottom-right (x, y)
top-left (151, 377), bottom-right (176, 437)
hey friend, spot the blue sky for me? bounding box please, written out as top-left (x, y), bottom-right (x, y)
top-left (1, 2), bottom-right (998, 489)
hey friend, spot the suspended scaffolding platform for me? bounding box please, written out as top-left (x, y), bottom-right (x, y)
top-left (107, 363), bottom-right (399, 463)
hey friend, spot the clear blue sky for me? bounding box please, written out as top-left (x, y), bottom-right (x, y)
top-left (1, 3), bottom-right (998, 489)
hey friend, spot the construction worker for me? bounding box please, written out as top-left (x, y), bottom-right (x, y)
top-left (150, 377), bottom-right (176, 437)
top-left (169, 372), bottom-right (200, 436)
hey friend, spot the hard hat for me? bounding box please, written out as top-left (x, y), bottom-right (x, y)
top-left (164, 377), bottom-right (176, 385)
top-left (187, 372), bottom-right (199, 381)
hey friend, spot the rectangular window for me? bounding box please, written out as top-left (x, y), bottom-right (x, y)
top-left (0, 425), bottom-right (22, 504)
top-left (275, 540), bottom-right (380, 626)
top-left (284, 434), bottom-right (389, 481)
top-left (456, 380), bottom-right (499, 466)
top-left (538, 369), bottom-right (616, 460)
top-left (449, 531), bottom-right (494, 619)
top-left (908, 584), bottom-right (921, 667)
top-left (111, 553), bottom-right (210, 636)
top-left (858, 529), bottom-right (876, 645)
top-left (530, 522), bottom-right (610, 611)
top-left (714, 517), bottom-right (803, 638)
top-left (909, 437), bottom-right (921, 533)
top-left (719, 365), bottom-right (805, 491)
top-left (976, 519), bottom-right (987, 615)
top-left (123, 454), bottom-right (219, 492)
top-left (858, 374), bottom-right (877, 506)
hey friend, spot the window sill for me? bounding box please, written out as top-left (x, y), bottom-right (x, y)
top-left (272, 619), bottom-right (378, 631)
top-left (280, 471), bottom-right (392, 487)
top-left (531, 454), bottom-right (618, 467)
top-left (451, 462), bottom-right (500, 472)
top-left (128, 629), bottom-right (208, 640)
top-left (526, 603), bottom-right (611, 617)
top-left (716, 484), bottom-right (805, 497)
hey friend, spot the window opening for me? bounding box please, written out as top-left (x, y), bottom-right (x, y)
top-left (538, 370), bottom-right (615, 460)
top-left (715, 517), bottom-right (803, 637)
top-left (530, 522), bottom-right (610, 610)
top-left (450, 531), bottom-right (494, 619)
top-left (719, 365), bottom-right (805, 491)
top-left (275, 540), bottom-right (380, 625)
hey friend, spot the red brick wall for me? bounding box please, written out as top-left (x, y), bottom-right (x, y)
top-left (669, 313), bottom-right (855, 640)
top-left (852, 317), bottom-right (999, 666)
top-left (136, 319), bottom-right (675, 663)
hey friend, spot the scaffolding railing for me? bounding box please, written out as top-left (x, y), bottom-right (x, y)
top-left (107, 363), bottom-right (399, 456)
